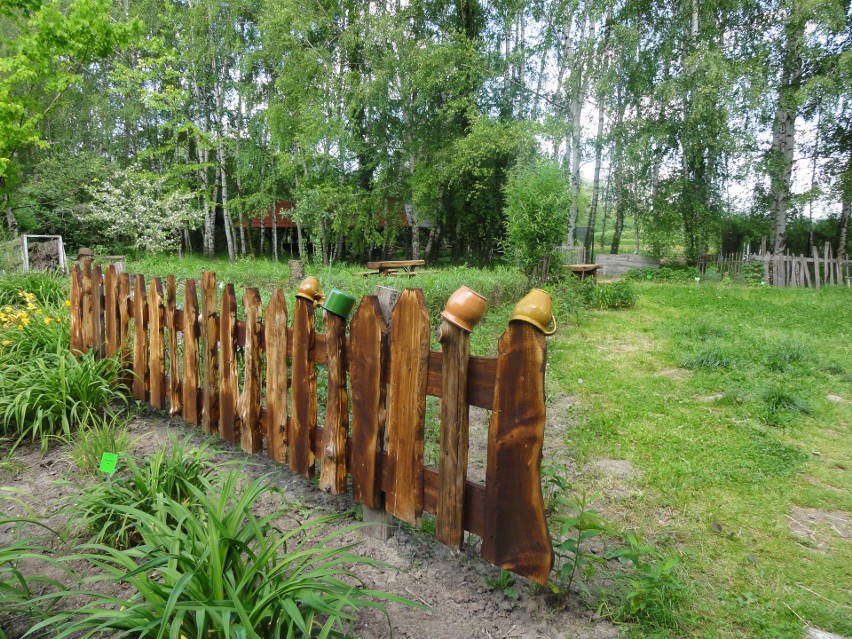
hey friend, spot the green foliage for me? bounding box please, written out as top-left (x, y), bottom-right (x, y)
top-left (606, 533), bottom-right (685, 630)
top-left (40, 469), bottom-right (421, 638)
top-left (0, 272), bottom-right (67, 307)
top-left (584, 280), bottom-right (638, 310)
top-left (760, 386), bottom-right (813, 426)
top-left (484, 569), bottom-right (520, 601)
top-left (682, 345), bottom-right (739, 370)
top-left (764, 342), bottom-right (809, 372)
top-left (740, 260), bottom-right (765, 286)
top-left (64, 414), bottom-right (131, 476)
top-left (624, 266), bottom-right (702, 283)
top-left (64, 436), bottom-right (215, 549)
top-left (552, 491), bottom-right (609, 598)
top-left (502, 158), bottom-right (569, 277)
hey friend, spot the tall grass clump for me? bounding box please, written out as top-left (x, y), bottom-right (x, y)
top-left (0, 272), bottom-right (67, 308)
top-left (40, 470), bottom-right (421, 638)
top-left (760, 386), bottom-right (812, 426)
top-left (681, 345), bottom-right (738, 370)
top-left (64, 414), bottom-right (132, 476)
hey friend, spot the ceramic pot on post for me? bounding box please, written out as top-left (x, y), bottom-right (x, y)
top-left (441, 286), bottom-right (488, 333)
top-left (510, 288), bottom-right (557, 335)
top-left (295, 276), bottom-right (323, 304)
top-left (322, 289), bottom-right (357, 320)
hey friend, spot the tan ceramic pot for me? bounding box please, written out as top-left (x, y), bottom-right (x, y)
top-left (295, 276), bottom-right (323, 303)
top-left (510, 288), bottom-right (557, 335)
top-left (440, 286), bottom-right (487, 333)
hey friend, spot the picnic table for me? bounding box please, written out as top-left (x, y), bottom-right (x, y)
top-left (562, 263), bottom-right (601, 281)
top-left (355, 260), bottom-right (428, 277)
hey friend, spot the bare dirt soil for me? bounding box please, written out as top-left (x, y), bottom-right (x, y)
top-left (1, 408), bottom-right (622, 639)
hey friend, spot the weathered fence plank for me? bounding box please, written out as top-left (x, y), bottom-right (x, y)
top-left (182, 279), bottom-right (201, 426)
top-left (319, 311), bottom-right (349, 494)
top-left (104, 266), bottom-right (119, 358)
top-left (219, 283), bottom-right (239, 444)
top-left (386, 288), bottom-right (430, 526)
top-left (265, 289), bottom-right (288, 463)
top-left (118, 272), bottom-right (131, 368)
top-left (201, 272), bottom-right (219, 435)
top-left (148, 278), bottom-right (165, 409)
top-left (132, 274), bottom-right (148, 402)
top-left (239, 287), bottom-right (263, 454)
top-left (290, 296), bottom-right (317, 477)
top-left (813, 246), bottom-right (821, 289)
top-left (481, 321), bottom-right (553, 586)
top-left (349, 296), bottom-right (386, 509)
top-left (436, 318), bottom-right (471, 550)
top-left (166, 275), bottom-right (181, 415)
top-left (90, 264), bottom-right (104, 357)
top-left (70, 264), bottom-right (84, 355)
top-left (82, 260), bottom-right (94, 351)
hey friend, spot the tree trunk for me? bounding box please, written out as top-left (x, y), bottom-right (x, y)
top-left (0, 177), bottom-right (18, 237)
top-left (839, 192), bottom-right (850, 264)
top-left (217, 145), bottom-right (236, 263)
top-left (271, 201), bottom-right (279, 262)
top-left (586, 98), bottom-right (605, 261)
top-left (600, 169), bottom-right (612, 250)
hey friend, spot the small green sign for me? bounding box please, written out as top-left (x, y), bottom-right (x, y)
top-left (99, 452), bottom-right (119, 474)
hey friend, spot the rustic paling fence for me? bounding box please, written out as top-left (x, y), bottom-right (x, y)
top-left (69, 261), bottom-right (554, 585)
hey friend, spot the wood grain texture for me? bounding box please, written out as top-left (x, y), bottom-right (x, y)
top-left (182, 279), bottom-right (201, 426)
top-left (319, 311), bottom-right (349, 494)
top-left (385, 288), bottom-right (430, 526)
top-left (117, 272), bottom-right (131, 369)
top-left (264, 289), bottom-right (288, 463)
top-left (82, 259), bottom-right (94, 352)
top-left (90, 264), bottom-right (104, 358)
top-left (201, 272), bottom-right (219, 435)
top-left (104, 266), bottom-right (119, 358)
top-left (69, 264), bottom-right (84, 355)
top-left (132, 274), bottom-right (149, 402)
top-left (289, 296), bottom-right (317, 477)
top-left (348, 296), bottom-right (386, 508)
top-left (166, 275), bottom-right (182, 415)
top-left (239, 287), bottom-right (263, 454)
top-left (148, 278), bottom-right (166, 409)
top-left (219, 283), bottom-right (239, 444)
top-left (426, 353), bottom-right (496, 411)
top-left (436, 320), bottom-right (471, 549)
top-left (481, 321), bottom-right (553, 586)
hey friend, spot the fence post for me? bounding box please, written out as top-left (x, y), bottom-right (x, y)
top-left (290, 295), bottom-right (317, 477)
top-left (219, 283), bottom-right (239, 444)
top-left (70, 264), bottom-right (84, 355)
top-left (239, 287), bottom-right (263, 454)
top-left (104, 266), bottom-right (119, 358)
top-left (201, 272), bottom-right (219, 435)
top-left (481, 319), bottom-right (553, 586)
top-left (182, 279), bottom-right (201, 426)
top-left (91, 263), bottom-right (104, 358)
top-left (148, 278), bottom-right (165, 408)
top-left (319, 309), bottom-right (349, 494)
top-left (166, 275), bottom-right (181, 415)
top-left (132, 274), bottom-right (149, 402)
top-left (265, 289), bottom-right (289, 463)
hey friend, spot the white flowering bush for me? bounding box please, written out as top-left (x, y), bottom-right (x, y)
top-left (86, 166), bottom-right (202, 253)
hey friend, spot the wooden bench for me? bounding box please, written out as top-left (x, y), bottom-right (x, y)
top-left (356, 260), bottom-right (427, 277)
top-left (562, 264), bottom-right (601, 281)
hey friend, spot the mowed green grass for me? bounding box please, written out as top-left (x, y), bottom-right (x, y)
top-left (549, 283), bottom-right (851, 638)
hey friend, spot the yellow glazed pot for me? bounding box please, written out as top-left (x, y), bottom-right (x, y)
top-left (510, 288), bottom-right (557, 335)
top-left (295, 276), bottom-right (323, 303)
top-left (441, 286), bottom-right (487, 333)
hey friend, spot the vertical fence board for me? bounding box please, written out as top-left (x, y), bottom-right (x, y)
top-left (813, 246), bottom-right (821, 289)
top-left (148, 278), bottom-right (165, 409)
top-left (82, 260), bottom-right (94, 351)
top-left (239, 288), bottom-right (263, 454)
top-left (219, 283), bottom-right (239, 444)
top-left (436, 319), bottom-right (471, 550)
top-left (104, 266), bottom-right (119, 357)
top-left (265, 290), bottom-right (288, 463)
top-left (90, 264), bottom-right (104, 357)
top-left (290, 296), bottom-right (317, 477)
top-left (319, 311), bottom-right (349, 494)
top-left (201, 272), bottom-right (219, 435)
top-left (182, 279), bottom-right (201, 425)
top-left (824, 242), bottom-right (831, 284)
top-left (349, 296), bottom-right (386, 509)
top-left (118, 272), bottom-right (131, 368)
top-left (481, 321), bottom-right (553, 586)
top-left (70, 264), bottom-right (84, 355)
top-left (386, 288), bottom-right (430, 526)
top-left (132, 275), bottom-right (149, 402)
top-left (166, 275), bottom-right (181, 415)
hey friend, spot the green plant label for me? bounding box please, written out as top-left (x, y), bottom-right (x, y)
top-left (99, 452), bottom-right (119, 474)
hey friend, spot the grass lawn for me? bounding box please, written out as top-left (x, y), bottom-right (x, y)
top-left (550, 283), bottom-right (851, 638)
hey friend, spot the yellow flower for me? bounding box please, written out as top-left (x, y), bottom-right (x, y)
top-left (22, 318), bottom-right (29, 325)
top-left (44, 317), bottom-right (53, 324)
top-left (2, 340), bottom-right (10, 346)
top-left (36, 309), bottom-right (43, 315)
top-left (4, 306), bottom-right (11, 313)
top-left (27, 303), bottom-right (36, 310)
top-left (17, 325), bottom-right (23, 331)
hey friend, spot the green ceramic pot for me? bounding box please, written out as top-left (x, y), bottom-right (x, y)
top-left (322, 288), bottom-right (357, 319)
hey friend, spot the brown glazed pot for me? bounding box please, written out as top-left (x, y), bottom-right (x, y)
top-left (440, 286), bottom-right (487, 332)
top-left (295, 276), bottom-right (323, 303)
top-left (510, 288), bottom-right (557, 335)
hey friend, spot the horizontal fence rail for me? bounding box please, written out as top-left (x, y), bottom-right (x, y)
top-left (69, 262), bottom-right (555, 585)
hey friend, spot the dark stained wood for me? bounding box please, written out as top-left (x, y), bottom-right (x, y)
top-left (436, 319), bottom-right (471, 549)
top-left (319, 311), bottom-right (349, 494)
top-left (219, 283), bottom-right (239, 444)
top-left (264, 290), bottom-right (288, 463)
top-left (182, 279), bottom-right (201, 426)
top-left (104, 266), bottom-right (120, 358)
top-left (385, 288), bottom-right (430, 526)
top-left (289, 296), bottom-right (317, 477)
top-left (90, 264), bottom-right (104, 358)
top-left (69, 264), bottom-right (84, 355)
top-left (148, 278), bottom-right (166, 409)
top-left (132, 274), bottom-right (149, 402)
top-left (82, 259), bottom-right (94, 352)
top-left (117, 272), bottom-right (131, 369)
top-left (239, 288), bottom-right (263, 454)
top-left (481, 322), bottom-right (553, 586)
top-left (348, 296), bottom-right (386, 508)
top-left (166, 275), bottom-right (181, 415)
top-left (427, 352), bottom-right (496, 410)
top-left (201, 272), bottom-right (219, 436)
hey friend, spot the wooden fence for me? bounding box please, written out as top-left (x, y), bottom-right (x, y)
top-left (69, 262), bottom-right (554, 585)
top-left (698, 241), bottom-right (851, 288)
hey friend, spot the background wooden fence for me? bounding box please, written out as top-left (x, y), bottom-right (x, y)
top-left (69, 261), bottom-right (554, 585)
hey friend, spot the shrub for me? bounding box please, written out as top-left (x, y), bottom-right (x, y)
top-left (0, 273), bottom-right (67, 308)
top-left (624, 266), bottom-right (701, 283)
top-left (39, 471), bottom-right (421, 638)
top-left (586, 280), bottom-right (638, 310)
